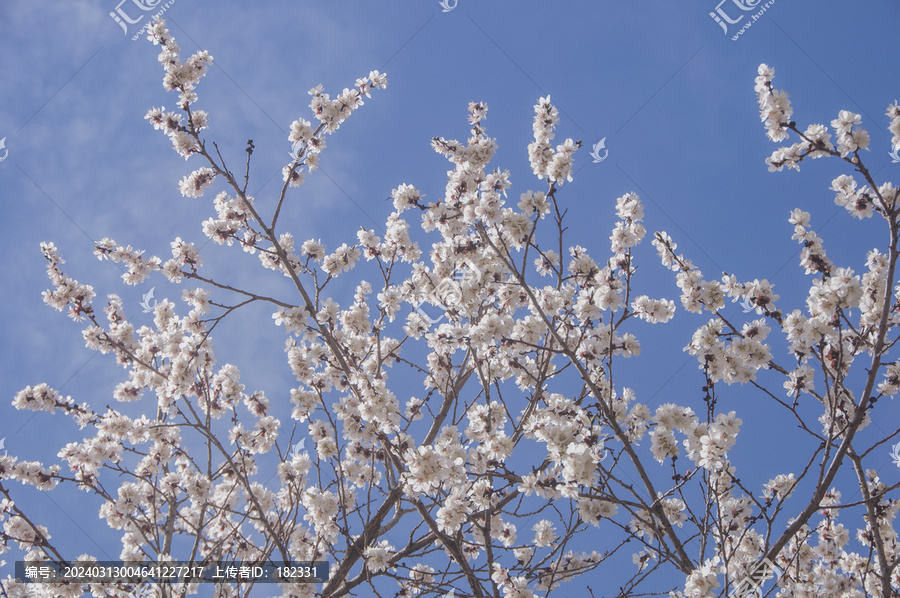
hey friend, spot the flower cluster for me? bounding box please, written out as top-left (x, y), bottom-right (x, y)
top-left (283, 71), bottom-right (387, 186)
top-left (755, 63), bottom-right (793, 142)
top-left (143, 21), bottom-right (213, 158)
top-left (526, 96), bottom-right (580, 184)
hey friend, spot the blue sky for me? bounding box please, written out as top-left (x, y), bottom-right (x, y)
top-left (1, 0), bottom-right (899, 594)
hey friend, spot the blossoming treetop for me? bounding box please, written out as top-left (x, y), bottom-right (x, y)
top-left (2, 18), bottom-right (900, 598)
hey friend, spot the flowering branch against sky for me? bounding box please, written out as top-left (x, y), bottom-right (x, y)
top-left (1, 2), bottom-right (899, 597)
